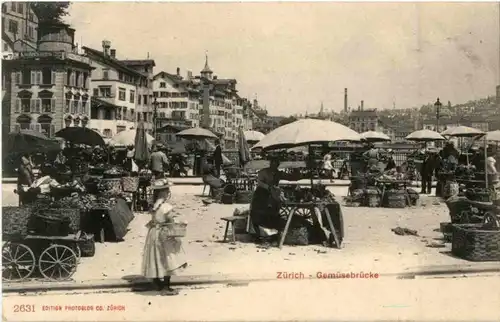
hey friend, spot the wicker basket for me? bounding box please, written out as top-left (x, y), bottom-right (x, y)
top-left (452, 223), bottom-right (500, 261)
top-left (235, 190), bottom-right (253, 204)
top-left (385, 189), bottom-right (406, 208)
top-left (101, 178), bottom-right (123, 195)
top-left (2, 206), bottom-right (34, 238)
top-left (121, 177), bottom-right (139, 193)
top-left (443, 181), bottom-right (459, 199)
top-left (79, 233), bottom-right (95, 257)
top-left (283, 226), bottom-right (309, 245)
top-left (161, 223), bottom-right (187, 237)
top-left (365, 188), bottom-right (380, 208)
top-left (440, 222), bottom-right (453, 242)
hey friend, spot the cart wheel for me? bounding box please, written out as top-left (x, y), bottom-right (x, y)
top-left (2, 242), bottom-right (36, 281)
top-left (38, 244), bottom-right (77, 280)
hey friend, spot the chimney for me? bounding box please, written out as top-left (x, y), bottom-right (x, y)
top-left (102, 40), bottom-right (111, 56)
top-left (110, 49), bottom-right (116, 58)
top-left (187, 70), bottom-right (193, 80)
top-left (360, 100), bottom-right (364, 111)
top-left (176, 67), bottom-right (180, 76)
top-left (344, 88), bottom-right (348, 112)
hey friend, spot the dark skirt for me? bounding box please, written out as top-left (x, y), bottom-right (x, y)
top-left (250, 187), bottom-right (284, 230)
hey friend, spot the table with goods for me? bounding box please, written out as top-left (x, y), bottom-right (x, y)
top-left (3, 167), bottom-right (137, 282)
top-left (346, 173), bottom-right (417, 208)
top-left (277, 184), bottom-right (344, 249)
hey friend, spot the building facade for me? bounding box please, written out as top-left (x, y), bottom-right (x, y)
top-left (152, 69), bottom-right (201, 131)
top-left (2, 2), bottom-right (38, 58)
top-left (3, 23), bottom-right (92, 137)
top-left (83, 41), bottom-right (154, 137)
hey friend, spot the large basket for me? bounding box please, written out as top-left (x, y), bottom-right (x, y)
top-left (451, 223), bottom-right (500, 261)
top-left (161, 223), bottom-right (187, 237)
top-left (2, 206), bottom-right (34, 238)
top-left (121, 177), bottom-right (139, 192)
top-left (39, 208), bottom-right (81, 232)
top-left (385, 189), bottom-right (406, 208)
top-left (365, 188), bottom-right (380, 208)
top-left (283, 226), bottom-right (309, 245)
top-left (101, 178), bottom-right (123, 195)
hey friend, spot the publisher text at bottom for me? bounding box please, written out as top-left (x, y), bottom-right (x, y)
top-left (276, 271), bottom-right (380, 279)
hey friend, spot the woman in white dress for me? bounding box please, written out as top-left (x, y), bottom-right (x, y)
top-left (322, 153), bottom-right (334, 182)
top-left (142, 179), bottom-right (187, 295)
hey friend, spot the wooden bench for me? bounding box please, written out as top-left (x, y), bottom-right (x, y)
top-left (221, 216), bottom-right (246, 243)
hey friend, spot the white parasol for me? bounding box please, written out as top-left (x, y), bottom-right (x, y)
top-left (441, 125), bottom-right (485, 137)
top-left (484, 130), bottom-right (500, 142)
top-left (405, 129), bottom-right (445, 142)
top-left (244, 130), bottom-right (265, 142)
top-left (252, 119), bottom-right (361, 151)
top-left (361, 131), bottom-right (391, 142)
top-left (176, 127), bottom-right (218, 139)
top-left (110, 129), bottom-right (155, 147)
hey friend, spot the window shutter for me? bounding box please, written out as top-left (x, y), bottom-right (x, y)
top-left (35, 123), bottom-right (41, 133)
top-left (15, 99), bottom-right (20, 113)
top-left (49, 124), bottom-right (55, 138)
top-left (51, 71), bottom-right (56, 84)
top-left (34, 99), bottom-right (41, 113)
top-left (36, 71), bottom-right (42, 85)
top-left (30, 99), bottom-right (34, 112)
top-left (51, 99), bottom-right (56, 113)
top-left (77, 101), bottom-right (82, 114)
top-left (14, 124), bottom-right (21, 132)
top-left (79, 75), bottom-right (83, 88)
top-left (70, 74), bottom-right (75, 86)
top-left (29, 123), bottom-right (35, 131)
top-left (30, 71), bottom-right (35, 84)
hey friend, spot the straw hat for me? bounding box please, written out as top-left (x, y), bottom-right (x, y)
top-left (151, 178), bottom-right (172, 190)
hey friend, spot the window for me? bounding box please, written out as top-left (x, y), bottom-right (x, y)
top-left (75, 71), bottom-right (80, 87)
top-left (129, 90), bottom-right (135, 103)
top-left (17, 3), bottom-right (23, 14)
top-left (72, 100), bottom-right (79, 114)
top-left (27, 26), bottom-right (33, 39)
top-left (143, 95), bottom-right (148, 105)
top-left (8, 20), bottom-right (18, 34)
top-left (21, 98), bottom-right (30, 113)
top-left (40, 123), bottom-right (54, 137)
top-left (103, 69), bottom-right (109, 80)
top-left (93, 88), bottom-right (99, 97)
top-left (3, 43), bottom-right (8, 51)
top-left (42, 68), bottom-right (52, 85)
top-left (138, 95), bottom-right (142, 105)
top-left (103, 129), bottom-right (112, 138)
top-left (65, 99), bottom-right (71, 113)
top-left (160, 82), bottom-right (166, 88)
top-left (42, 98), bottom-right (52, 113)
top-left (153, 91), bottom-right (158, 97)
top-left (83, 73), bottom-right (89, 88)
top-left (10, 3), bottom-right (15, 11)
top-left (118, 88), bottom-right (126, 101)
top-left (99, 86), bottom-right (111, 97)
top-left (21, 69), bottom-right (30, 84)
top-left (28, 13), bottom-right (34, 21)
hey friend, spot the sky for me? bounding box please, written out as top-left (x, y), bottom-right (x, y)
top-left (66, 2), bottom-right (500, 116)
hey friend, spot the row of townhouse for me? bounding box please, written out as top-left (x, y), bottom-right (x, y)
top-left (2, 2), bottom-right (258, 145)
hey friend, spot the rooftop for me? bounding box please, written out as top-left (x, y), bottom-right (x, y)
top-left (121, 59), bottom-right (156, 67)
top-left (82, 46), bottom-right (147, 78)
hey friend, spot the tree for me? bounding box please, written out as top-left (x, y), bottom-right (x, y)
top-left (279, 116), bottom-right (297, 126)
top-left (31, 2), bottom-right (71, 23)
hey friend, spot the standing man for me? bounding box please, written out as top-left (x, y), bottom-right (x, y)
top-left (17, 153), bottom-right (34, 205)
top-left (213, 139), bottom-right (223, 178)
top-left (150, 145), bottom-right (169, 178)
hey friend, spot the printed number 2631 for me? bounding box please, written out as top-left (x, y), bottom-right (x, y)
top-left (14, 305), bottom-right (35, 313)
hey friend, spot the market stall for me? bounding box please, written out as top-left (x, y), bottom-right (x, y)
top-left (251, 118), bottom-right (361, 249)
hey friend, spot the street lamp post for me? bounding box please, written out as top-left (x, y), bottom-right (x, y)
top-left (434, 98), bottom-right (442, 132)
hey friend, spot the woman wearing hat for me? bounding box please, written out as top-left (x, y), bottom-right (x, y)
top-left (249, 156), bottom-right (301, 236)
top-left (142, 179), bottom-right (187, 295)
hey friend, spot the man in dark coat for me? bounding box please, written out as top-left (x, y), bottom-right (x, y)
top-left (421, 148), bottom-right (439, 194)
top-left (213, 140), bottom-right (223, 178)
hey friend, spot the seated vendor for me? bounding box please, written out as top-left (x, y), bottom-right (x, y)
top-left (249, 157), bottom-right (301, 234)
top-left (385, 165), bottom-right (405, 180)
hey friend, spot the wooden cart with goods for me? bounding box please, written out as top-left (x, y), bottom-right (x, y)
top-left (2, 206), bottom-right (95, 282)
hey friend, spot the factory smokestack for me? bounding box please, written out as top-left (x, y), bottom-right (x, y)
top-left (344, 88), bottom-right (348, 113)
top-left (361, 100), bottom-right (364, 111)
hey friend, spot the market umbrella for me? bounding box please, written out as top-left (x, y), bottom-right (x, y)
top-left (361, 131), bottom-right (391, 142)
top-left (405, 129), bottom-right (445, 142)
top-left (244, 130), bottom-right (265, 143)
top-left (485, 130), bottom-right (500, 142)
top-left (4, 129), bottom-right (61, 156)
top-left (176, 127), bottom-right (218, 140)
top-left (133, 121), bottom-right (150, 167)
top-left (238, 127), bottom-right (252, 167)
top-left (111, 129), bottom-right (154, 147)
top-left (252, 119), bottom-right (361, 151)
top-left (55, 127), bottom-right (105, 146)
top-left (441, 125), bottom-right (484, 137)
